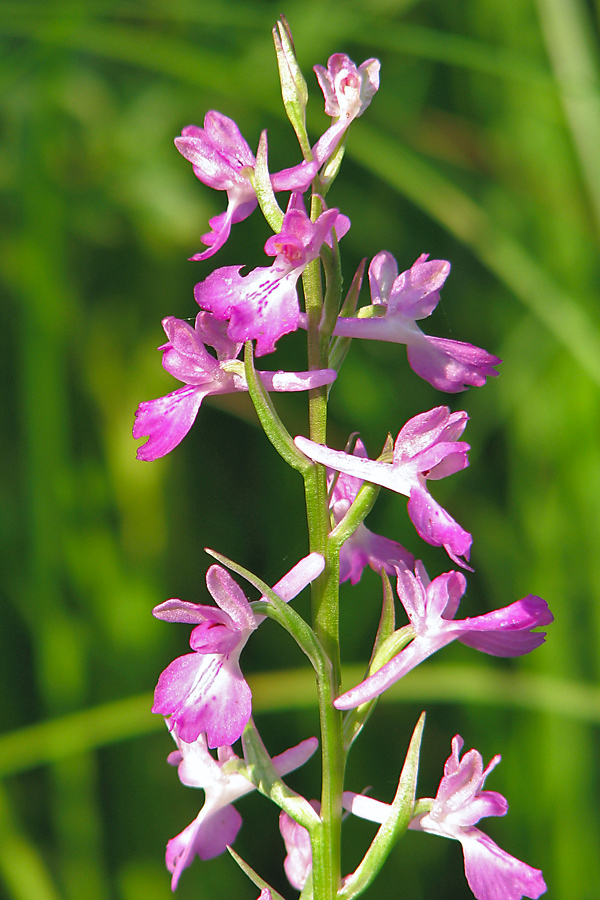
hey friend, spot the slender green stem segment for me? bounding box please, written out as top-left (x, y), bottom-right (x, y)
top-left (299, 194), bottom-right (345, 900)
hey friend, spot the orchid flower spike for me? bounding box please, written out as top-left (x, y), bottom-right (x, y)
top-left (334, 561), bottom-right (552, 709)
top-left (296, 406), bottom-right (472, 566)
top-left (329, 437), bottom-right (414, 584)
top-left (194, 192), bottom-right (350, 356)
top-left (332, 251), bottom-right (501, 392)
top-left (166, 731), bottom-right (318, 890)
top-left (175, 111), bottom-right (316, 260)
top-left (152, 553), bottom-right (325, 747)
top-left (133, 310), bottom-right (336, 460)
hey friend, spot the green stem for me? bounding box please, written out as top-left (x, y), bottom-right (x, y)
top-left (301, 224), bottom-right (344, 900)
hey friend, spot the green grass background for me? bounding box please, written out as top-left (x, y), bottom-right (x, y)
top-left (1, 0), bottom-right (600, 897)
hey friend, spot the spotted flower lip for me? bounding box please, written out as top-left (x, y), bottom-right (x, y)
top-left (133, 310), bottom-right (337, 460)
top-left (152, 553), bottom-right (325, 748)
top-left (194, 192), bottom-right (349, 356)
top-left (165, 731), bottom-right (318, 890)
top-left (295, 406), bottom-right (472, 567)
top-left (331, 251), bottom-right (501, 392)
top-left (334, 561), bottom-right (552, 710)
top-left (175, 111), bottom-right (317, 260)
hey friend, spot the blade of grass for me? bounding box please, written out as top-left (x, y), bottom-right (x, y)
top-left (536, 0), bottom-right (600, 234)
top-left (0, 784), bottom-right (63, 900)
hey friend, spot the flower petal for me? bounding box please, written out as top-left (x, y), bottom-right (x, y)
top-left (133, 385), bottom-right (209, 461)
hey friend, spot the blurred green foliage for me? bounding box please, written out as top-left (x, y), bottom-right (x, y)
top-left (1, 0), bottom-right (600, 898)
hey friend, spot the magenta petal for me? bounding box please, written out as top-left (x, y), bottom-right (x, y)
top-left (407, 336), bottom-right (501, 393)
top-left (340, 525), bottom-right (414, 585)
top-left (407, 485), bottom-right (472, 567)
top-left (152, 651), bottom-right (252, 748)
top-left (152, 598), bottom-right (231, 626)
top-left (166, 804), bottom-right (243, 889)
top-left (458, 596), bottom-right (552, 656)
top-left (389, 256), bottom-right (450, 319)
top-left (194, 805), bottom-right (243, 860)
top-left (271, 158), bottom-right (318, 191)
top-left (205, 565), bottom-right (256, 631)
top-left (272, 736), bottom-right (319, 775)
top-left (133, 385), bottom-right (208, 461)
top-left (460, 830), bottom-right (547, 900)
top-left (191, 197), bottom-right (258, 261)
top-left (369, 251), bottom-right (399, 304)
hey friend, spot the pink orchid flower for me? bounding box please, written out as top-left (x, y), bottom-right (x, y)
top-left (296, 406), bottom-right (472, 567)
top-left (166, 731), bottom-right (318, 890)
top-left (194, 193), bottom-right (349, 356)
top-left (343, 735), bottom-right (546, 900)
top-left (334, 561), bottom-right (552, 709)
top-left (175, 111), bottom-right (316, 260)
top-left (152, 553), bottom-right (324, 748)
top-left (133, 310), bottom-right (336, 460)
top-left (312, 54), bottom-right (381, 166)
top-left (332, 251), bottom-right (501, 392)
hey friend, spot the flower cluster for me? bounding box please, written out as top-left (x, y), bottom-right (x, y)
top-left (136, 25), bottom-right (549, 900)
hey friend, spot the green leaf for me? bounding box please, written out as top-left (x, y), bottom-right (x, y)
top-left (227, 845), bottom-right (287, 900)
top-left (241, 720), bottom-right (322, 831)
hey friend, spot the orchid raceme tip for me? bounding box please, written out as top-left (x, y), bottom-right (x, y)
top-left (136, 20), bottom-right (552, 900)
top-left (334, 561), bottom-right (552, 709)
top-left (295, 406), bottom-right (472, 566)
